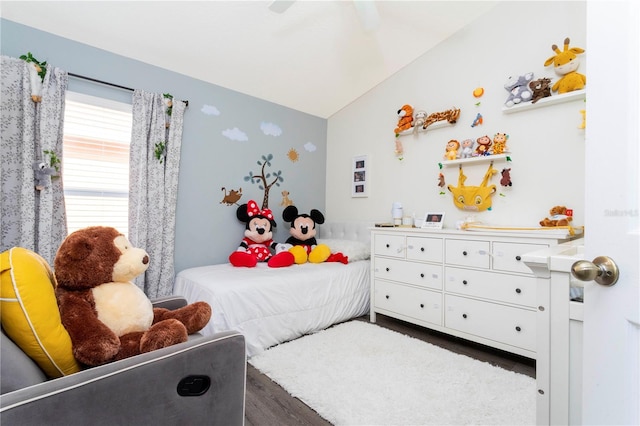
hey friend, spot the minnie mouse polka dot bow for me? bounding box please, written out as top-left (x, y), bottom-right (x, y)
top-left (246, 200), bottom-right (274, 220)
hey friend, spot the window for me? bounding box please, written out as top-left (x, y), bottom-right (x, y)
top-left (62, 92), bottom-right (132, 236)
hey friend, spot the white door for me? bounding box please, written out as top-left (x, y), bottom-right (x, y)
top-left (582, 1), bottom-right (639, 424)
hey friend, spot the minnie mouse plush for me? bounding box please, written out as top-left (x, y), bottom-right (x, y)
top-left (282, 205), bottom-right (347, 264)
top-left (229, 200), bottom-right (294, 268)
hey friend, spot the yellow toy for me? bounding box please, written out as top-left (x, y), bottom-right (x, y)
top-left (492, 133), bottom-right (509, 154)
top-left (544, 37), bottom-right (586, 94)
top-left (579, 109), bottom-right (586, 129)
top-left (447, 164), bottom-right (498, 212)
top-left (444, 140), bottom-right (460, 160)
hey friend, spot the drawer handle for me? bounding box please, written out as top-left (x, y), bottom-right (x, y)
top-left (386, 243), bottom-right (390, 248)
top-left (515, 255), bottom-right (522, 261)
top-left (385, 295), bottom-right (390, 299)
top-left (386, 267), bottom-right (390, 272)
top-left (515, 288), bottom-right (522, 294)
top-left (515, 326), bottom-right (522, 332)
top-left (420, 273), bottom-right (425, 278)
top-left (420, 303), bottom-right (424, 308)
top-left (462, 313), bottom-right (468, 319)
top-left (462, 251), bottom-right (468, 256)
top-left (420, 247), bottom-right (425, 252)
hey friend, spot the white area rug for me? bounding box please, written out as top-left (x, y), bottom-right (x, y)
top-left (250, 320), bottom-right (535, 425)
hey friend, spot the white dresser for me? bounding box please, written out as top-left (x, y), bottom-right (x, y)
top-left (370, 227), bottom-right (575, 358)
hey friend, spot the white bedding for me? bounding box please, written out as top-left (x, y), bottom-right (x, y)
top-left (174, 258), bottom-right (370, 357)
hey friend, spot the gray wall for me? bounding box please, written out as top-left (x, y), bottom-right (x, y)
top-left (1, 19), bottom-right (328, 272)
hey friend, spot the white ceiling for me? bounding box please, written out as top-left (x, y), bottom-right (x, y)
top-left (1, 1), bottom-right (498, 118)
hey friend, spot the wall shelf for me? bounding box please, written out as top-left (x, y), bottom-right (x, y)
top-left (502, 90), bottom-right (585, 114)
top-left (440, 153), bottom-right (510, 168)
top-left (396, 120), bottom-right (451, 136)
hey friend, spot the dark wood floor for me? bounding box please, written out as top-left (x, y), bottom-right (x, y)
top-left (244, 314), bottom-right (536, 426)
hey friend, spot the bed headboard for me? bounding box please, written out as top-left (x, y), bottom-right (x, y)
top-left (318, 222), bottom-right (373, 245)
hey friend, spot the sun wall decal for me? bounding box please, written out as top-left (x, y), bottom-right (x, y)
top-left (287, 148), bottom-right (300, 162)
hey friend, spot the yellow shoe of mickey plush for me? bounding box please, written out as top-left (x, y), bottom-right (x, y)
top-left (309, 244), bottom-right (331, 263)
top-left (289, 245), bottom-right (308, 264)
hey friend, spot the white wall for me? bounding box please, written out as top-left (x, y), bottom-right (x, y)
top-left (326, 1), bottom-right (586, 230)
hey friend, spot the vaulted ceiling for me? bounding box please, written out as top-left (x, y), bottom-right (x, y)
top-left (1, 1), bottom-right (499, 118)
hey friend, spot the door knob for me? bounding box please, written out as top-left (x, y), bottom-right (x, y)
top-left (571, 256), bottom-right (619, 286)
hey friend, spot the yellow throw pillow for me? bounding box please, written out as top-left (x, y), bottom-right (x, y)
top-left (0, 247), bottom-right (80, 378)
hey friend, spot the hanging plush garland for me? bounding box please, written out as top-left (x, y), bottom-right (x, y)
top-left (20, 52), bottom-right (47, 102)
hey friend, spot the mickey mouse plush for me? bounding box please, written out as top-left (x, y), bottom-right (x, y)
top-left (229, 200), bottom-right (295, 268)
top-left (282, 205), bottom-right (336, 264)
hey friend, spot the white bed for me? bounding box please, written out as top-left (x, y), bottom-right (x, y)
top-left (173, 222), bottom-right (372, 357)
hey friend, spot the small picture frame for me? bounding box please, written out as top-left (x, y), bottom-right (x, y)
top-left (422, 212), bottom-right (445, 229)
top-left (351, 155), bottom-right (369, 198)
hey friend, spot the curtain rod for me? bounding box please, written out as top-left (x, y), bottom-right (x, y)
top-left (68, 72), bottom-right (189, 107)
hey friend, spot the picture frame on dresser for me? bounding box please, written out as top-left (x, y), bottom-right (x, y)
top-left (422, 212), bottom-right (445, 229)
top-left (351, 155), bottom-right (369, 198)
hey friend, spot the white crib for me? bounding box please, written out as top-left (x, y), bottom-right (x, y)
top-left (524, 239), bottom-right (585, 425)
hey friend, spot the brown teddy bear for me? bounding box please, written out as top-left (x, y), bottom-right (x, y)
top-left (540, 206), bottom-right (573, 227)
top-left (529, 77), bottom-right (552, 104)
top-left (394, 104), bottom-right (414, 135)
top-left (54, 226), bottom-right (211, 367)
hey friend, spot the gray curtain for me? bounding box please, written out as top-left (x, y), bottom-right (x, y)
top-left (0, 56), bottom-right (68, 265)
top-left (129, 90), bottom-right (185, 298)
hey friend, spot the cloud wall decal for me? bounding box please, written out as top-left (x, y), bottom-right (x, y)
top-left (222, 127), bottom-right (248, 141)
top-left (261, 122), bottom-right (282, 137)
top-left (201, 104), bottom-right (221, 116)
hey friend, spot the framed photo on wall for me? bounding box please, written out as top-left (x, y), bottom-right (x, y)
top-left (422, 212), bottom-right (445, 229)
top-left (351, 155), bottom-right (369, 198)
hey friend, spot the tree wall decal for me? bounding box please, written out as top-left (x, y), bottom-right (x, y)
top-left (243, 153), bottom-right (284, 209)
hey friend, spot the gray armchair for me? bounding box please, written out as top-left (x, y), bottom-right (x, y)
top-left (1, 296), bottom-right (247, 426)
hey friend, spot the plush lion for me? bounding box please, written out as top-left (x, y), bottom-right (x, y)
top-left (540, 206), bottom-right (573, 227)
top-left (54, 226), bottom-right (211, 367)
top-left (394, 104), bottom-right (414, 135)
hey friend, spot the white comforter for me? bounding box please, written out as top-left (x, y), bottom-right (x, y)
top-left (173, 260), bottom-right (370, 356)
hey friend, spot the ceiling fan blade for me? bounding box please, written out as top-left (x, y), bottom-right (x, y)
top-left (269, 0), bottom-right (295, 14)
top-left (353, 1), bottom-right (380, 32)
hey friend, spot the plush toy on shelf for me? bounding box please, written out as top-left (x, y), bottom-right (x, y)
top-left (504, 72), bottom-right (534, 107)
top-left (394, 104), bottom-right (414, 135)
top-left (544, 37), bottom-right (586, 94)
top-left (474, 135), bottom-right (492, 156)
top-left (444, 139), bottom-right (460, 160)
top-left (54, 226), bottom-right (212, 366)
top-left (492, 133), bottom-right (509, 155)
top-left (229, 200), bottom-right (295, 268)
top-left (460, 139), bottom-right (475, 159)
top-left (529, 77), bottom-right (552, 103)
top-left (413, 110), bottom-right (428, 133)
top-left (540, 206), bottom-right (574, 227)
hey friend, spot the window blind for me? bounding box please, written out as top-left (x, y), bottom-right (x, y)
top-left (62, 94), bottom-right (132, 236)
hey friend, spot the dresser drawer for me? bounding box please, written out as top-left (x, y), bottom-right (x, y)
top-left (445, 295), bottom-right (535, 351)
top-left (492, 242), bottom-right (549, 274)
top-left (444, 267), bottom-right (536, 307)
top-left (374, 280), bottom-right (442, 326)
top-left (374, 257), bottom-right (443, 290)
top-left (373, 234), bottom-right (406, 258)
top-left (445, 239), bottom-right (490, 269)
top-left (406, 236), bottom-right (443, 263)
